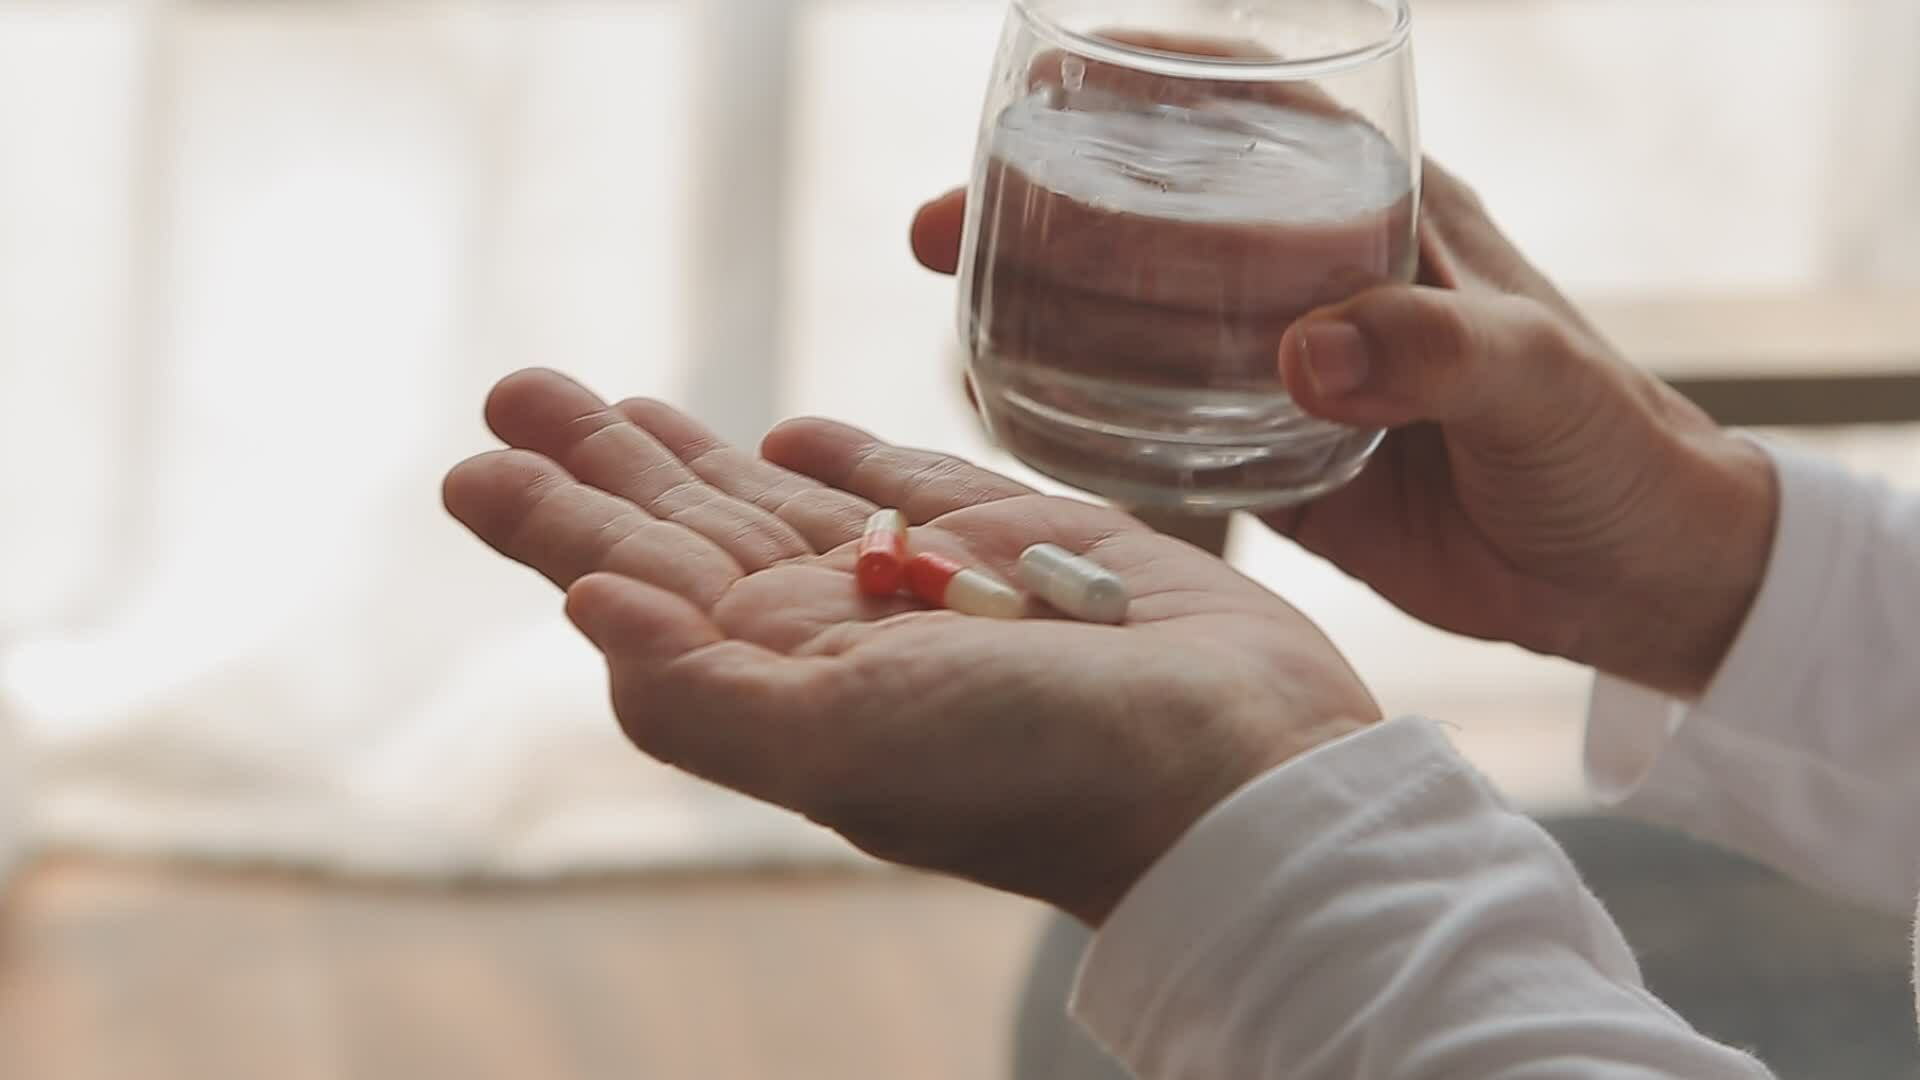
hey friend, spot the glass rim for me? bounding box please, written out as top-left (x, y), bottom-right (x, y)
top-left (1008, 0), bottom-right (1412, 82)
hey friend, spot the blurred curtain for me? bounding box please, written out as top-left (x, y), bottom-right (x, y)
top-left (0, 0), bottom-right (1913, 879)
top-left (1830, 0), bottom-right (1920, 285)
top-left (0, 0), bottom-right (863, 876)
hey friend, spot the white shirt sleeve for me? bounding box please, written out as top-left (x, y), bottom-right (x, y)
top-left (1071, 717), bottom-right (1769, 1079)
top-left (1586, 441), bottom-right (1920, 915)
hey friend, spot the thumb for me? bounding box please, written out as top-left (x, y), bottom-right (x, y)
top-left (1278, 286), bottom-right (1592, 451)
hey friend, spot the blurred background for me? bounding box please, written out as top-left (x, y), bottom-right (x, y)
top-left (0, 1), bottom-right (1915, 1077)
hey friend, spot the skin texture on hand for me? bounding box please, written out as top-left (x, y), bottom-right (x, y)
top-left (445, 369), bottom-right (1380, 925)
top-left (913, 163), bottom-right (1780, 698)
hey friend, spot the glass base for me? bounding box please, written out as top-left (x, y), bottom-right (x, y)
top-left (976, 375), bottom-right (1383, 513)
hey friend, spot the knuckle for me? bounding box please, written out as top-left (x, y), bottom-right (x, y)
top-left (903, 450), bottom-right (1026, 506)
top-left (568, 415), bottom-right (638, 469)
top-left (649, 477), bottom-right (714, 517)
top-left (498, 467), bottom-right (573, 551)
top-left (1495, 296), bottom-right (1595, 395)
top-left (1403, 293), bottom-right (1480, 368)
top-left (882, 453), bottom-right (966, 512)
top-left (681, 439), bottom-right (729, 470)
top-left (1496, 296), bottom-right (1576, 358)
top-left (909, 454), bottom-right (973, 492)
top-left (598, 524), bottom-right (658, 577)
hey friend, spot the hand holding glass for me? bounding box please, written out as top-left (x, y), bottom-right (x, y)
top-left (959, 1), bottom-right (1420, 510)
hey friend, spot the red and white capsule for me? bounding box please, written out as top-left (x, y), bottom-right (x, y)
top-left (906, 552), bottom-right (1026, 619)
top-left (856, 509), bottom-right (910, 596)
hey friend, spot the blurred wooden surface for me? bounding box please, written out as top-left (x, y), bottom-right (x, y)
top-left (0, 858), bottom-right (1047, 1080)
top-left (1597, 291), bottom-right (1920, 427)
top-left (1592, 292), bottom-right (1920, 378)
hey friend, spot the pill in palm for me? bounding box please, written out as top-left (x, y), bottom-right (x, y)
top-left (856, 509), bottom-right (910, 596)
top-left (1017, 543), bottom-right (1129, 625)
top-left (906, 552), bottom-right (1026, 620)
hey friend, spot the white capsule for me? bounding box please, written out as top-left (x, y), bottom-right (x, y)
top-left (944, 567), bottom-right (1028, 620)
top-left (1018, 543), bottom-right (1129, 625)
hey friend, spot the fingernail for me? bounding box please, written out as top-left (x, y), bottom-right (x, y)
top-left (1297, 321), bottom-right (1370, 397)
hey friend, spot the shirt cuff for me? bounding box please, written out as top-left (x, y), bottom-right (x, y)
top-left (1069, 715), bottom-right (1478, 1064)
top-left (1582, 441), bottom-right (1920, 910)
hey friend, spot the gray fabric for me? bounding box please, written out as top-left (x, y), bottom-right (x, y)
top-left (1012, 913), bottom-right (1132, 1080)
top-left (1010, 816), bottom-right (1920, 1080)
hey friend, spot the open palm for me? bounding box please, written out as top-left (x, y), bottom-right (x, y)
top-left (444, 369), bottom-right (1376, 922)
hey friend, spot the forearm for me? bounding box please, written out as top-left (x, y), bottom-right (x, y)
top-left (1074, 718), bottom-right (1767, 1079)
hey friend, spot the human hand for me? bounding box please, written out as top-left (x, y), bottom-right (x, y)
top-left (444, 370), bottom-right (1379, 924)
top-left (912, 164), bottom-right (1778, 698)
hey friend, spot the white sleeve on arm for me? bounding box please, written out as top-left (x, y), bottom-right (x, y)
top-left (1587, 441), bottom-right (1920, 914)
top-left (1071, 718), bottom-right (1770, 1079)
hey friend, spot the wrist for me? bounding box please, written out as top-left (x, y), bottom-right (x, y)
top-left (1609, 431), bottom-right (1779, 697)
top-left (1068, 701), bottom-right (1377, 927)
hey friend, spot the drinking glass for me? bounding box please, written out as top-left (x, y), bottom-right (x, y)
top-left (959, 0), bottom-right (1419, 511)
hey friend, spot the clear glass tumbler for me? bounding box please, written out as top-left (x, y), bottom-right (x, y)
top-left (959, 1), bottom-right (1420, 511)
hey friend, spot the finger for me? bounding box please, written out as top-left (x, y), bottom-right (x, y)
top-left (1277, 286), bottom-right (1600, 454)
top-left (911, 188), bottom-right (966, 275)
top-left (615, 397), bottom-right (876, 553)
top-left (569, 572), bottom-right (840, 810)
top-left (567, 571), bottom-right (723, 671)
top-left (761, 418), bottom-right (1036, 525)
top-left (445, 449), bottom-right (737, 607)
top-left (485, 369), bottom-right (812, 571)
top-left (1415, 158), bottom-right (1597, 335)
